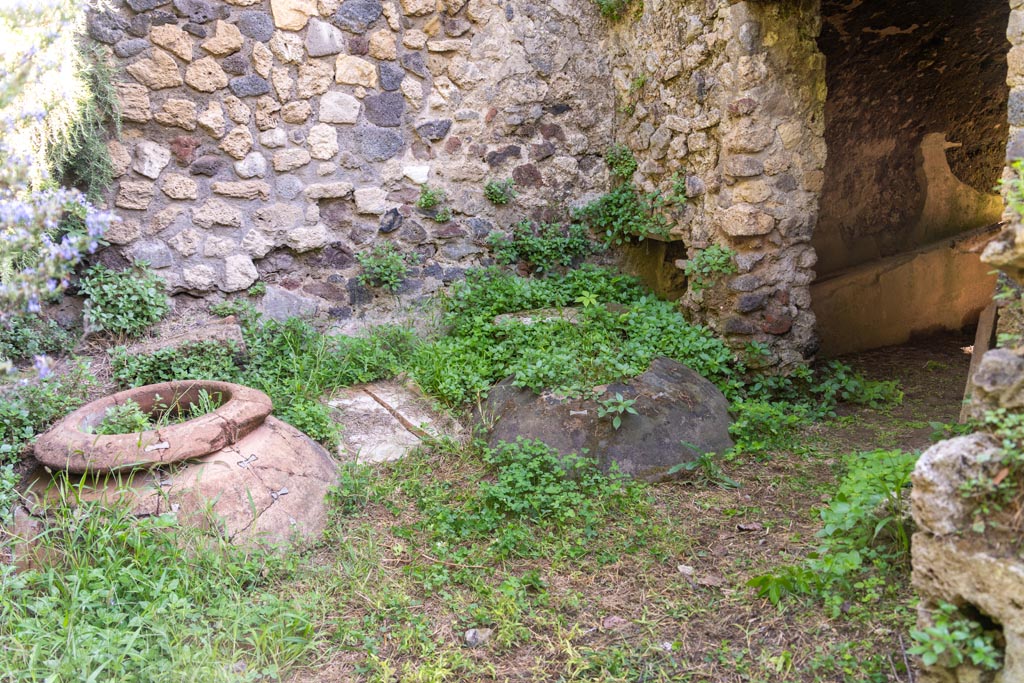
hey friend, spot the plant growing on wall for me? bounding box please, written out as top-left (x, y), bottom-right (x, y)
top-left (484, 179), bottom-right (517, 205)
top-left (593, 0), bottom-right (637, 21)
top-left (356, 242), bottom-right (419, 293)
top-left (79, 263), bottom-right (169, 337)
top-left (683, 244), bottom-right (738, 292)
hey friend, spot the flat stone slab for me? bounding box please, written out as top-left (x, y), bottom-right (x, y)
top-left (327, 380), bottom-right (459, 463)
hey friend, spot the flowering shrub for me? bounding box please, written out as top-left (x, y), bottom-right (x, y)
top-left (0, 1), bottom-right (116, 371)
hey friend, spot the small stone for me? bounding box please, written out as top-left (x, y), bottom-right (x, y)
top-left (184, 265), bottom-right (218, 290)
top-left (364, 92), bottom-right (404, 127)
top-left (281, 100), bottom-right (312, 123)
top-left (212, 180), bottom-right (271, 200)
top-left (183, 22), bottom-right (209, 38)
top-left (116, 181), bottom-right (156, 210)
top-left (194, 198), bottom-right (243, 228)
top-left (287, 223), bottom-right (330, 252)
top-left (400, 76), bottom-right (422, 108)
top-left (197, 101), bottom-right (226, 137)
top-left (114, 38), bottom-right (150, 58)
top-left (306, 18), bottom-right (346, 56)
top-left (379, 62), bottom-right (405, 91)
top-left (719, 204), bottom-right (775, 237)
top-left (234, 151), bottom-right (268, 178)
top-left (273, 148), bottom-right (312, 171)
top-left (271, 0), bottom-right (317, 30)
top-left (88, 11), bottom-right (128, 44)
top-left (223, 254), bottom-right (260, 292)
top-left (133, 141), bottom-right (172, 179)
top-left (368, 30), bottom-right (397, 60)
top-left (259, 128), bottom-right (288, 147)
top-left (168, 228), bottom-right (200, 256)
top-left (104, 219), bottom-right (142, 245)
top-left (297, 60), bottom-right (334, 98)
top-left (151, 23), bottom-right (194, 61)
top-left (154, 99), bottom-right (198, 130)
top-left (308, 124), bottom-right (339, 159)
top-left (415, 118), bottom-right (450, 140)
top-left (335, 55), bottom-right (377, 87)
top-left (252, 42), bottom-right (273, 78)
top-left (224, 95), bottom-right (251, 123)
top-left (127, 49), bottom-right (184, 90)
top-left (272, 67), bottom-right (295, 100)
top-left (109, 141), bottom-right (131, 177)
top-left (403, 165), bottom-right (428, 183)
top-left (161, 173), bottom-right (199, 199)
top-left (229, 75), bottom-right (271, 98)
top-left (400, 52), bottom-right (428, 77)
top-left (444, 16), bottom-right (470, 36)
top-left (219, 126), bottom-right (254, 159)
top-left (332, 0), bottom-right (383, 33)
top-left (185, 56), bottom-right (229, 92)
top-left (305, 182), bottom-right (354, 199)
top-left (173, 0), bottom-right (222, 24)
top-left (237, 11), bottom-right (275, 41)
top-left (153, 206), bottom-right (184, 232)
top-left (359, 126), bottom-right (403, 161)
top-left (190, 155), bottom-right (224, 176)
top-left (270, 31), bottom-right (306, 64)
top-left (205, 235), bottom-right (236, 257)
top-left (125, 239), bottom-right (174, 269)
top-left (116, 83), bottom-right (152, 123)
top-left (426, 38), bottom-right (468, 53)
top-left (255, 98), bottom-right (280, 130)
top-left (319, 91), bottom-right (361, 123)
top-left (354, 187), bottom-right (387, 214)
top-left (317, 162), bottom-right (337, 176)
top-left (379, 207), bottom-right (402, 233)
top-left (400, 0), bottom-right (435, 17)
top-left (201, 20), bottom-right (243, 55)
top-left (128, 14), bottom-right (152, 38)
top-left (403, 29), bottom-right (427, 49)
top-left (464, 628), bottom-right (492, 648)
top-left (168, 135), bottom-right (199, 165)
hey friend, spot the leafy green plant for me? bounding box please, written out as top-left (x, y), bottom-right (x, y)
top-left (0, 360), bottom-right (95, 463)
top-left (91, 399), bottom-right (151, 435)
top-left (672, 451), bottom-right (740, 489)
top-left (683, 244), bottom-right (738, 292)
top-left (670, 173), bottom-right (688, 205)
top-left (109, 340), bottom-right (243, 387)
top-left (79, 263), bottom-right (168, 337)
top-left (593, 0), bottom-right (636, 20)
top-left (1001, 158), bottom-right (1024, 219)
top-left (0, 313), bottom-right (74, 364)
top-left (247, 280), bottom-right (267, 297)
top-left (605, 144), bottom-right (638, 182)
top-left (357, 243), bottom-right (418, 293)
top-left (416, 185), bottom-right (444, 210)
top-left (484, 179), bottom-right (516, 205)
top-left (909, 602), bottom-right (1003, 670)
top-left (573, 183), bottom-right (672, 246)
top-left (90, 390), bottom-right (224, 435)
top-left (486, 221), bottom-right (598, 273)
top-left (748, 449), bottom-right (918, 612)
top-left (433, 206), bottom-right (452, 223)
top-left (596, 392), bottom-right (637, 430)
top-left (0, 463), bottom-right (17, 525)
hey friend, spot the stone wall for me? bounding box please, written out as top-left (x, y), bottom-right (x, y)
top-left (814, 0), bottom-right (1008, 278)
top-left (90, 0), bottom-right (832, 367)
top-left (92, 0), bottom-right (615, 321)
top-left (605, 0), bottom-right (826, 368)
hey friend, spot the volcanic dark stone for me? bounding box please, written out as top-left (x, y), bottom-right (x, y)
top-left (415, 119), bottom-right (452, 141)
top-left (332, 0), bottom-right (382, 33)
top-left (379, 208), bottom-right (402, 234)
top-left (379, 62), bottom-right (405, 91)
top-left (363, 92), bottom-right (405, 127)
top-left (237, 11), bottom-right (274, 41)
top-left (114, 38), bottom-right (151, 58)
top-left (229, 76), bottom-right (271, 98)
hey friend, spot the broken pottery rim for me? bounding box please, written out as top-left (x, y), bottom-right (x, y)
top-left (32, 380), bottom-right (273, 474)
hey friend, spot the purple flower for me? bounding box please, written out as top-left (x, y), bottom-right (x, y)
top-left (33, 355), bottom-right (51, 379)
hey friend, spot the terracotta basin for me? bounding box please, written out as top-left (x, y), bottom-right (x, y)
top-left (33, 381), bottom-right (273, 473)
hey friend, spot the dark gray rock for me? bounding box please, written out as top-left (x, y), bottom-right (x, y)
top-left (363, 92), bottom-right (404, 127)
top-left (88, 11), bottom-right (128, 44)
top-left (114, 38), bottom-right (151, 58)
top-left (127, 0), bottom-right (170, 11)
top-left (347, 278), bottom-right (373, 306)
top-left (229, 75), bottom-right (271, 98)
top-left (189, 155), bottom-right (224, 176)
top-left (332, 0), bottom-right (382, 33)
top-left (379, 208), bottom-right (402, 234)
top-left (399, 221), bottom-right (427, 243)
top-left (237, 11), bottom-right (274, 41)
top-left (478, 357), bottom-right (734, 483)
top-left (400, 52), bottom-right (429, 78)
top-left (379, 62), bottom-right (405, 91)
top-left (182, 22), bottom-right (208, 37)
top-left (222, 53), bottom-right (249, 75)
top-left (359, 126), bottom-right (404, 161)
top-left (173, 0), bottom-right (221, 23)
top-left (466, 217), bottom-right (493, 239)
top-left (151, 9), bottom-right (178, 25)
top-left (127, 14), bottom-right (152, 37)
top-left (485, 145), bottom-right (521, 167)
top-left (415, 119), bottom-right (451, 141)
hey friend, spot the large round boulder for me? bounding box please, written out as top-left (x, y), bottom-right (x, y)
top-left (478, 357), bottom-right (734, 482)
